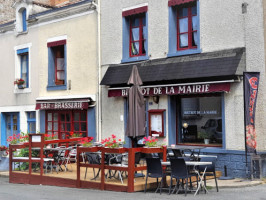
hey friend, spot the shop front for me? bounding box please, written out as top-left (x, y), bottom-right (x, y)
top-left (101, 48), bottom-right (249, 177)
top-left (36, 96), bottom-right (96, 140)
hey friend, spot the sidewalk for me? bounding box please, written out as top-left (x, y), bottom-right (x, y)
top-left (206, 178), bottom-right (263, 188)
top-left (0, 170), bottom-right (263, 189)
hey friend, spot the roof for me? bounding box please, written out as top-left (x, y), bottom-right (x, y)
top-left (100, 48), bottom-right (245, 87)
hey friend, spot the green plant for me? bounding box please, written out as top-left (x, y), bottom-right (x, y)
top-left (198, 131), bottom-right (210, 139)
top-left (15, 149), bottom-right (40, 171)
top-left (144, 136), bottom-right (158, 147)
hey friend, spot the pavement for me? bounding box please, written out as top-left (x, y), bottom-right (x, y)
top-left (0, 170), bottom-right (263, 189)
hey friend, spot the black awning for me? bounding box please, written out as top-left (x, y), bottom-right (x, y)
top-left (100, 48), bottom-right (245, 87)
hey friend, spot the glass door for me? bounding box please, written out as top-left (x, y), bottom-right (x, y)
top-left (60, 111), bottom-right (72, 139)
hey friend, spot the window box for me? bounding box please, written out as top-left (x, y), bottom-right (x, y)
top-left (18, 85), bottom-right (25, 89)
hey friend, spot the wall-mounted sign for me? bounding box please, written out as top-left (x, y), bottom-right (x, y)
top-left (36, 101), bottom-right (89, 110)
top-left (108, 83), bottom-right (230, 97)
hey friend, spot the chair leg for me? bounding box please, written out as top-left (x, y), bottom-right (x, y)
top-left (144, 175), bottom-right (148, 193)
top-left (204, 175), bottom-right (207, 194)
top-left (169, 176), bottom-right (172, 195)
top-left (159, 178), bottom-right (163, 195)
top-left (185, 178), bottom-right (188, 196)
top-left (214, 172), bottom-right (219, 192)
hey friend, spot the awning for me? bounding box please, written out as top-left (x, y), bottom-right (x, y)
top-left (168, 0), bottom-right (196, 7)
top-left (35, 95), bottom-right (96, 110)
top-left (108, 81), bottom-right (232, 97)
top-left (100, 48), bottom-right (245, 87)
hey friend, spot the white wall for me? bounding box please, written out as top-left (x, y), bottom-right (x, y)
top-left (100, 0), bottom-right (266, 151)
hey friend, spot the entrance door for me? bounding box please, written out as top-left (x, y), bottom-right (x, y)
top-left (2, 113), bottom-right (19, 146)
top-left (60, 111), bottom-right (72, 139)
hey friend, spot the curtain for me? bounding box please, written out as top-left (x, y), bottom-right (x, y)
top-left (56, 58), bottom-right (65, 80)
top-left (192, 16), bottom-right (198, 45)
top-left (131, 27), bottom-right (139, 55)
top-left (143, 26), bottom-right (147, 53)
top-left (179, 18), bottom-right (188, 47)
top-left (21, 55), bottom-right (27, 85)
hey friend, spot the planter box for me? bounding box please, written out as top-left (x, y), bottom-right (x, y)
top-left (17, 85), bottom-right (25, 89)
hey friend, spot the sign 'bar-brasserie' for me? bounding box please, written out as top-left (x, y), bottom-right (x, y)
top-left (108, 83), bottom-right (231, 97)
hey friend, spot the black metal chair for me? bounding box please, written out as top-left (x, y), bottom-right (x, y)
top-left (198, 157), bottom-right (219, 192)
top-left (84, 153), bottom-right (101, 180)
top-left (145, 157), bottom-right (165, 194)
top-left (169, 158), bottom-right (192, 196)
top-left (172, 149), bottom-right (183, 158)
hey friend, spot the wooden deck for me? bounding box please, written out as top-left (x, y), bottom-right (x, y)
top-left (12, 163), bottom-right (221, 192)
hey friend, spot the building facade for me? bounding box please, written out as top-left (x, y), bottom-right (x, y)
top-left (0, 0), bottom-right (99, 145)
top-left (100, 0), bottom-right (266, 177)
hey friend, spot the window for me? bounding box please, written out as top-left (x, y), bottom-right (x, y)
top-left (47, 40), bottom-right (67, 90)
top-left (168, 0), bottom-right (200, 57)
top-left (129, 14), bottom-right (146, 57)
top-left (46, 110), bottom-right (87, 139)
top-left (17, 48), bottom-right (29, 88)
top-left (21, 8), bottom-right (27, 32)
top-left (148, 109), bottom-right (166, 137)
top-left (27, 112), bottom-right (36, 133)
top-left (177, 5), bottom-right (198, 50)
top-left (179, 95), bottom-right (223, 146)
top-left (122, 6), bottom-right (148, 63)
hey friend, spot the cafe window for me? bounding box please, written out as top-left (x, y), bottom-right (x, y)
top-left (148, 109), bottom-right (165, 137)
top-left (45, 110), bottom-right (87, 139)
top-left (179, 95), bottom-right (223, 146)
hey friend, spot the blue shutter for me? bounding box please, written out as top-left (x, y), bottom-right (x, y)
top-left (48, 47), bottom-right (55, 86)
top-left (22, 9), bottom-right (27, 32)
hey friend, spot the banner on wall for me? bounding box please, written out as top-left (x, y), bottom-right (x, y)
top-left (243, 72), bottom-right (260, 154)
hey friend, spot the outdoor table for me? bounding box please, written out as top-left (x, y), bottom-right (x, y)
top-left (168, 145), bottom-right (206, 160)
top-left (161, 161), bottom-right (212, 196)
top-left (168, 152), bottom-right (217, 159)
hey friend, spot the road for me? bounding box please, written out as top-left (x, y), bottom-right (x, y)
top-left (0, 177), bottom-right (266, 200)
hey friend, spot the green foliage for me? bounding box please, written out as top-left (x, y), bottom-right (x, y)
top-left (198, 131), bottom-right (210, 139)
top-left (15, 149), bottom-right (40, 171)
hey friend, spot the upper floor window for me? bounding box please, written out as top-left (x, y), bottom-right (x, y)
top-left (168, 0), bottom-right (201, 57)
top-left (122, 5), bottom-right (148, 63)
top-left (129, 14), bottom-right (146, 57)
top-left (17, 7), bottom-right (27, 33)
top-left (47, 39), bottom-right (67, 90)
top-left (177, 5), bottom-right (198, 50)
top-left (21, 8), bottom-right (27, 32)
top-left (16, 48), bottom-right (29, 89)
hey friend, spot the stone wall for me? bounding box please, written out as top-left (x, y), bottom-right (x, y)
top-left (0, 0), bottom-right (16, 24)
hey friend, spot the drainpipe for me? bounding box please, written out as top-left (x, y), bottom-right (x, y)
top-left (92, 0), bottom-right (102, 142)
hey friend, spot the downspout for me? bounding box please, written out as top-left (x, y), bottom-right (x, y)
top-left (92, 0), bottom-right (102, 142)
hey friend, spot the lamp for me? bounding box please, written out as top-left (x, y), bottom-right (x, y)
top-left (152, 96), bottom-right (160, 104)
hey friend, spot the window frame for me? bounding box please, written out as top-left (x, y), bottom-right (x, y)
top-left (122, 6), bottom-right (149, 63)
top-left (22, 8), bottom-right (27, 32)
top-left (176, 5), bottom-right (197, 51)
top-left (168, 0), bottom-right (201, 57)
top-left (27, 111), bottom-right (36, 134)
top-left (47, 40), bottom-right (67, 91)
top-left (45, 110), bottom-right (88, 139)
top-left (15, 46), bottom-right (31, 91)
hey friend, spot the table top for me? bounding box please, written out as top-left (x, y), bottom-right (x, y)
top-left (161, 161), bottom-right (212, 166)
top-left (168, 145), bottom-right (206, 150)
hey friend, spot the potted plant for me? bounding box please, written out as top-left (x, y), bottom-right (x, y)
top-left (0, 146), bottom-right (8, 157)
top-left (198, 131), bottom-right (210, 144)
top-left (143, 136), bottom-right (158, 147)
top-left (80, 137), bottom-right (94, 147)
top-left (14, 78), bottom-right (25, 89)
top-left (101, 134), bottom-right (125, 148)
